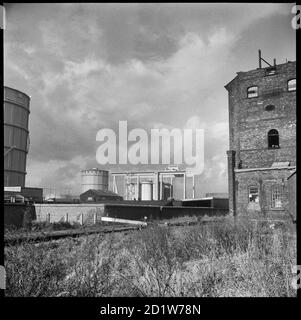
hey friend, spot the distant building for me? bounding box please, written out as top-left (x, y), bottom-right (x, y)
top-left (4, 186), bottom-right (43, 203)
top-left (81, 168), bottom-right (109, 194)
top-left (225, 58), bottom-right (296, 217)
top-left (80, 189), bottom-right (123, 203)
top-left (182, 197), bottom-right (229, 209)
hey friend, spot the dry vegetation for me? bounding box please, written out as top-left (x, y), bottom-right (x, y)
top-left (4, 216), bottom-right (296, 297)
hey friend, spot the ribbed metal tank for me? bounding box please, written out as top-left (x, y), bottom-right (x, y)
top-left (81, 168), bottom-right (109, 193)
top-left (4, 86), bottom-right (30, 187)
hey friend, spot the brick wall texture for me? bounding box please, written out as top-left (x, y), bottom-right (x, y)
top-left (225, 61), bottom-right (296, 218)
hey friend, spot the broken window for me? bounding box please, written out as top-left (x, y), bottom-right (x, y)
top-left (271, 185), bottom-right (283, 208)
top-left (288, 79), bottom-right (296, 92)
top-left (247, 86), bottom-right (258, 98)
top-left (249, 186), bottom-right (259, 203)
top-left (268, 129), bottom-right (279, 149)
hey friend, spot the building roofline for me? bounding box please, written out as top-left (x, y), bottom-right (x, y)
top-left (224, 60), bottom-right (296, 90)
top-left (224, 75), bottom-right (238, 90)
top-left (4, 86), bottom-right (31, 100)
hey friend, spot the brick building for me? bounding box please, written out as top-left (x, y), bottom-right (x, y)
top-left (225, 59), bottom-right (296, 217)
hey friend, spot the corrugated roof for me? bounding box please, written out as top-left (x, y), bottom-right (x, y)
top-left (82, 189), bottom-right (122, 197)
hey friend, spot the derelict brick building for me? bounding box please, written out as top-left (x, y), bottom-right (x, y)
top-left (225, 59), bottom-right (296, 217)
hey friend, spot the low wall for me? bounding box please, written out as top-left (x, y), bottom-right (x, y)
top-left (104, 204), bottom-right (228, 220)
top-left (161, 206), bottom-right (228, 219)
top-left (104, 204), bottom-right (161, 220)
top-left (33, 203), bottom-right (228, 226)
top-left (34, 203), bottom-right (106, 224)
top-left (4, 204), bottom-right (36, 229)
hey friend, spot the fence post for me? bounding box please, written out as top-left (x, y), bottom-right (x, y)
top-left (80, 213), bottom-right (84, 226)
top-left (46, 212), bottom-right (51, 223)
top-left (65, 213), bottom-right (68, 223)
top-left (93, 212), bottom-right (97, 225)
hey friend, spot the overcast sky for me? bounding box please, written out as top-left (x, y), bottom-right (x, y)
top-left (4, 3), bottom-right (296, 197)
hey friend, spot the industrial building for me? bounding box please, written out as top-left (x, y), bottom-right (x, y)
top-left (182, 197), bottom-right (229, 209)
top-left (4, 186), bottom-right (43, 203)
top-left (111, 167), bottom-right (190, 201)
top-left (81, 168), bottom-right (109, 193)
top-left (225, 52), bottom-right (296, 217)
top-left (4, 86), bottom-right (30, 187)
top-left (80, 189), bottom-right (123, 203)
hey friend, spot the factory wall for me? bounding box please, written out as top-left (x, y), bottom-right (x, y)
top-left (225, 61), bottom-right (296, 216)
top-left (34, 203), bottom-right (229, 225)
top-left (104, 204), bottom-right (161, 220)
top-left (35, 203), bottom-right (106, 224)
top-left (235, 168), bottom-right (294, 218)
top-left (160, 206), bottom-right (228, 219)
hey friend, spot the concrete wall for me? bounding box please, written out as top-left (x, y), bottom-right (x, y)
top-left (212, 198), bottom-right (229, 210)
top-left (34, 203), bottom-right (229, 225)
top-left (160, 206), bottom-right (228, 219)
top-left (35, 203), bottom-right (106, 224)
top-left (104, 204), bottom-right (227, 220)
top-left (104, 204), bottom-right (161, 220)
top-left (4, 204), bottom-right (36, 229)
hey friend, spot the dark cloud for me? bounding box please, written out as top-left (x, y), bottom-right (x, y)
top-left (4, 3), bottom-right (295, 195)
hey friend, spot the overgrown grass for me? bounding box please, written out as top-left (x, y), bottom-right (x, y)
top-left (4, 216), bottom-right (296, 297)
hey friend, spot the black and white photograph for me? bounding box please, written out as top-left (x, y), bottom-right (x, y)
top-left (1, 1), bottom-right (298, 308)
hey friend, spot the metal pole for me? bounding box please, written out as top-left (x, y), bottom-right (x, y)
top-left (259, 49), bottom-right (262, 69)
top-left (160, 174), bottom-right (163, 200)
top-left (183, 173), bottom-right (186, 200)
top-left (156, 172), bottom-right (160, 200)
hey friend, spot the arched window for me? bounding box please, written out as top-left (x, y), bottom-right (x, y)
top-left (247, 86), bottom-right (258, 98)
top-left (268, 129), bottom-right (279, 149)
top-left (288, 79), bottom-right (296, 92)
